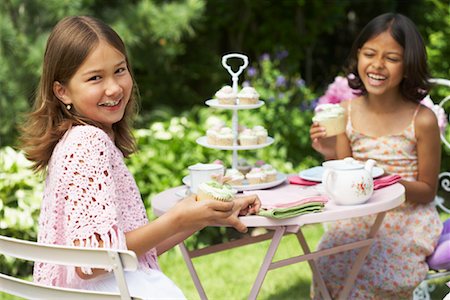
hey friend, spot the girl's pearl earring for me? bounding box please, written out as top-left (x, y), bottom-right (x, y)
top-left (66, 104), bottom-right (71, 110)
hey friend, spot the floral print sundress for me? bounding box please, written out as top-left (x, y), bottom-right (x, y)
top-left (313, 102), bottom-right (442, 299)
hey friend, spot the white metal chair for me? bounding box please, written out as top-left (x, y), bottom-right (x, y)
top-left (0, 235), bottom-right (140, 300)
top-left (413, 78), bottom-right (450, 300)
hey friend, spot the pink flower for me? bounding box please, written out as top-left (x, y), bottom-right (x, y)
top-left (318, 76), bottom-right (359, 105)
top-left (420, 95), bottom-right (448, 134)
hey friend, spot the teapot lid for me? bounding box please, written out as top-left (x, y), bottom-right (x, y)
top-left (322, 157), bottom-right (364, 170)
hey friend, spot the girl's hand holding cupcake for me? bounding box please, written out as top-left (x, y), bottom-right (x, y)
top-left (172, 193), bottom-right (260, 233)
top-left (221, 194), bottom-right (261, 233)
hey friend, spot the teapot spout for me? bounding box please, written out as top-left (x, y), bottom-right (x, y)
top-left (364, 159), bottom-right (376, 173)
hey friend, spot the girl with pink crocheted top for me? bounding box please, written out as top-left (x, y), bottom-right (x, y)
top-left (310, 13), bottom-right (442, 299)
top-left (20, 16), bottom-right (260, 298)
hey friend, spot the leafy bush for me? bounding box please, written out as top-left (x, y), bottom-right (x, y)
top-left (0, 147), bottom-right (43, 277)
top-left (241, 52), bottom-right (321, 169)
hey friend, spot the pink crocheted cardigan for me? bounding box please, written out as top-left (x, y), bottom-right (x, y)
top-left (33, 125), bottom-right (159, 288)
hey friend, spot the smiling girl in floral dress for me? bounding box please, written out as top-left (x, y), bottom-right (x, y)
top-left (310, 13), bottom-right (442, 299)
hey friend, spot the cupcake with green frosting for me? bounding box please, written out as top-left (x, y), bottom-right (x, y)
top-left (197, 180), bottom-right (236, 202)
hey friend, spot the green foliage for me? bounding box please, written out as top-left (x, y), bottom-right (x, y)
top-left (422, 0), bottom-right (450, 80)
top-left (2, 0), bottom-right (449, 147)
top-left (0, 147), bottom-right (42, 240)
top-left (0, 0), bottom-right (206, 147)
top-left (241, 52), bottom-right (321, 170)
top-left (0, 146), bottom-right (42, 277)
top-left (0, 0), bottom-right (90, 146)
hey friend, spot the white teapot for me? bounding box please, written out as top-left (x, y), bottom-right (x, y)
top-left (322, 157), bottom-right (376, 205)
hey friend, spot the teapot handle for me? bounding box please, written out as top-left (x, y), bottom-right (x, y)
top-left (322, 168), bottom-right (335, 199)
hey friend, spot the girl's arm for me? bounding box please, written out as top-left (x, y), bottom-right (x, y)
top-left (401, 107), bottom-right (441, 204)
top-left (125, 194), bottom-right (243, 257)
top-left (335, 101), bottom-right (352, 159)
top-left (154, 194), bottom-right (261, 255)
top-left (75, 195), bottom-right (232, 279)
top-left (75, 194), bottom-right (260, 278)
top-left (335, 133), bottom-right (352, 159)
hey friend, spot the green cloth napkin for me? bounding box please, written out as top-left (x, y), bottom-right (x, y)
top-left (258, 202), bottom-right (325, 219)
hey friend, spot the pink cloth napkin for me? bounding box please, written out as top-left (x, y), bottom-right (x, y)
top-left (373, 174), bottom-right (402, 190)
top-left (290, 174), bottom-right (401, 190)
top-left (244, 185), bottom-right (327, 209)
top-left (288, 175), bottom-right (319, 186)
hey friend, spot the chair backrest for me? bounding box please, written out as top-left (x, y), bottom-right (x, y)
top-left (0, 235), bottom-right (140, 300)
top-left (429, 78), bottom-right (450, 214)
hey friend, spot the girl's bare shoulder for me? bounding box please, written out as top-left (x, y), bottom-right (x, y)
top-left (340, 96), bottom-right (363, 112)
top-left (415, 104), bottom-right (439, 134)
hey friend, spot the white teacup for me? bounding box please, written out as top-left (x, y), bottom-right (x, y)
top-left (188, 163), bottom-right (224, 193)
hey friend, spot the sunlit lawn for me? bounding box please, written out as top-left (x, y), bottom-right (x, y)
top-left (160, 225), bottom-right (322, 300)
top-left (159, 221), bottom-right (450, 300)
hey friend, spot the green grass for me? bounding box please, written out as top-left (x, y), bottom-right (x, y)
top-left (160, 223), bottom-right (450, 300)
top-left (159, 225), bottom-right (322, 300)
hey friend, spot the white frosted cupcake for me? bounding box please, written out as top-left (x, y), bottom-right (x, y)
top-left (253, 126), bottom-right (268, 144)
top-left (215, 127), bottom-right (233, 146)
top-left (206, 129), bottom-right (218, 145)
top-left (239, 129), bottom-right (258, 146)
top-left (237, 87), bottom-right (259, 105)
top-left (246, 168), bottom-right (267, 184)
top-left (215, 85), bottom-right (237, 105)
top-left (224, 169), bottom-right (245, 186)
top-left (313, 104), bottom-right (346, 137)
top-left (261, 164), bottom-right (277, 182)
top-left (197, 180), bottom-right (236, 202)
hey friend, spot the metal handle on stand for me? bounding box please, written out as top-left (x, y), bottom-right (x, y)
top-left (221, 54), bottom-right (249, 93)
top-left (221, 53), bottom-right (249, 169)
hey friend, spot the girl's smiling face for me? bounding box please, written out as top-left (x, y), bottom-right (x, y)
top-left (54, 40), bottom-right (132, 130)
top-left (357, 31), bottom-right (404, 97)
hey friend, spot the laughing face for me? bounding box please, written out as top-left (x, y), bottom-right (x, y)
top-left (357, 31), bottom-right (404, 97)
top-left (54, 40), bottom-right (132, 130)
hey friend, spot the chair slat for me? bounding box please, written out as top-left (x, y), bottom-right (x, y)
top-left (0, 274), bottom-right (124, 300)
top-left (0, 235), bottom-right (140, 300)
top-left (0, 235), bottom-right (138, 270)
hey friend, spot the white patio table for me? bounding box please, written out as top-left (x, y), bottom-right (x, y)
top-left (152, 182), bottom-right (405, 300)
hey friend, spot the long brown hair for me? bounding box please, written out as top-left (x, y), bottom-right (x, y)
top-left (20, 16), bottom-right (138, 172)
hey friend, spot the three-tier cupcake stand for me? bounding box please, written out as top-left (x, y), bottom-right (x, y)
top-left (193, 53), bottom-right (286, 191)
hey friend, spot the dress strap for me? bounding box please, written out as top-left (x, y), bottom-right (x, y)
top-left (348, 100), bottom-right (353, 123)
top-left (412, 103), bottom-right (421, 122)
top-left (346, 100), bottom-right (353, 133)
top-left (410, 103), bottom-right (421, 138)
